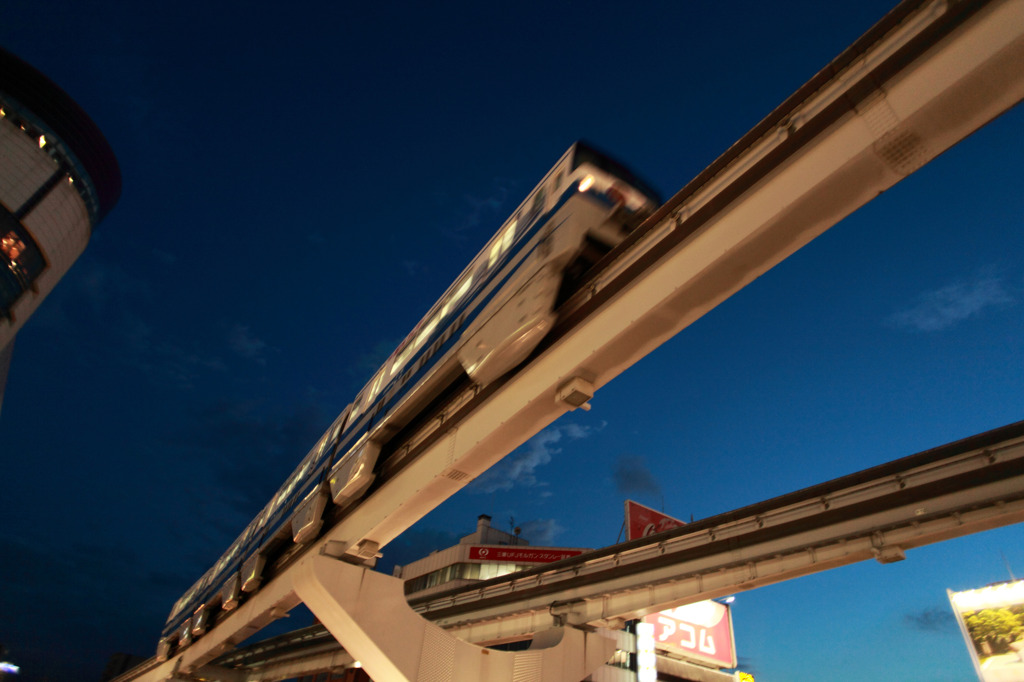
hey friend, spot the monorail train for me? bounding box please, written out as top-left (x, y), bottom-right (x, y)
top-left (157, 141), bottom-right (661, 659)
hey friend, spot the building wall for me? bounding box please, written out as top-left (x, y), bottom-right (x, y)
top-left (394, 515), bottom-right (589, 599)
top-left (0, 105), bottom-right (92, 348)
top-left (0, 47), bottom-right (120, 409)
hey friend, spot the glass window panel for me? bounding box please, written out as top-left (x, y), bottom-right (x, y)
top-left (0, 265), bottom-right (22, 315)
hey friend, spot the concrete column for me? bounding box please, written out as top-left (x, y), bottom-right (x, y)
top-left (292, 553), bottom-right (617, 682)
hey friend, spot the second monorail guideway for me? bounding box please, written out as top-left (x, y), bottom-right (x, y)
top-left (131, 0), bottom-right (1024, 679)
top-left (139, 419), bottom-right (1024, 681)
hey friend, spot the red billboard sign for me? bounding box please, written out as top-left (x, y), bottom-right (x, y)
top-left (625, 500), bottom-right (685, 541)
top-left (642, 601), bottom-right (737, 668)
top-left (468, 546), bottom-right (584, 563)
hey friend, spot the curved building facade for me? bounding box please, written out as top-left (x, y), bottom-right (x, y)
top-left (0, 48), bottom-right (121, 407)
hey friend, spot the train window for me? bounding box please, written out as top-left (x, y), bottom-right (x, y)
top-left (488, 239), bottom-right (502, 268)
top-left (533, 189), bottom-right (545, 212)
top-left (488, 219), bottom-right (518, 270)
top-left (501, 220), bottom-right (516, 252)
top-left (315, 434), bottom-right (326, 457)
top-left (441, 273), bottom-right (472, 319)
top-left (414, 318), bottom-right (438, 351)
top-left (390, 339), bottom-right (412, 376)
top-left (453, 275), bottom-right (472, 303)
top-left (349, 391), bottom-right (366, 425)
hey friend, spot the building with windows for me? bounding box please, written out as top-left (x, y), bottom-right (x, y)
top-left (393, 514), bottom-right (590, 599)
top-left (0, 47), bottom-right (121, 410)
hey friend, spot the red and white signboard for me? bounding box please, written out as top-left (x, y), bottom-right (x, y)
top-left (468, 546), bottom-right (584, 563)
top-left (625, 500), bottom-right (686, 541)
top-left (625, 501), bottom-right (737, 669)
top-left (642, 601), bottom-right (737, 669)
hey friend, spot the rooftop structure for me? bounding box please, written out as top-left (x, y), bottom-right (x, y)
top-left (393, 514), bottom-right (589, 599)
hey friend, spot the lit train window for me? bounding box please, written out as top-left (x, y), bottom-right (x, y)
top-left (329, 418), bottom-right (344, 447)
top-left (389, 347), bottom-right (409, 377)
top-left (450, 274), bottom-right (472, 307)
top-left (501, 220), bottom-right (516, 252)
top-left (488, 220), bottom-right (517, 269)
top-left (413, 318), bottom-right (438, 353)
top-left (348, 393), bottom-right (365, 426)
top-left (488, 239), bottom-right (502, 268)
top-left (368, 369), bottom-right (385, 401)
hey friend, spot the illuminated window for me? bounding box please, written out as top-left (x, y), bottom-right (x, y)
top-left (0, 212), bottom-right (46, 318)
top-left (348, 392), bottom-right (366, 426)
top-left (1, 231), bottom-right (25, 260)
top-left (451, 275), bottom-right (472, 306)
top-left (488, 220), bottom-right (518, 270)
top-left (501, 221), bottom-right (516, 252)
top-left (368, 368), bottom-right (386, 401)
top-left (414, 319), bottom-right (437, 353)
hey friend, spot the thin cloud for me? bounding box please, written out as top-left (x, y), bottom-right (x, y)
top-left (227, 323), bottom-right (270, 365)
top-left (889, 271), bottom-right (1014, 332)
top-left (614, 454), bottom-right (662, 497)
top-left (32, 256), bottom-right (150, 333)
top-left (471, 422), bottom-right (595, 494)
top-left (904, 606), bottom-right (956, 633)
top-left (403, 259), bottom-right (430, 278)
top-left (126, 317), bottom-right (227, 389)
top-left (30, 256), bottom-right (228, 389)
top-left (152, 248), bottom-right (177, 265)
top-left (442, 178), bottom-right (515, 245)
top-left (519, 518), bottom-right (565, 546)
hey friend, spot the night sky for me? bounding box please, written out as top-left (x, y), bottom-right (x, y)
top-left (2, 1), bottom-right (1023, 680)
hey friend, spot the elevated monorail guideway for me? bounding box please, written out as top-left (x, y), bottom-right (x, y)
top-left (132, 0), bottom-right (1024, 679)
top-left (415, 420), bottom-right (1024, 644)
top-left (136, 419), bottom-right (1024, 682)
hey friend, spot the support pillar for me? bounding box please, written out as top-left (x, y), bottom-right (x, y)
top-left (292, 553), bottom-right (617, 682)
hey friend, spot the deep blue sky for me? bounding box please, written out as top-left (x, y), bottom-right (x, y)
top-left (2, 1), bottom-right (1023, 680)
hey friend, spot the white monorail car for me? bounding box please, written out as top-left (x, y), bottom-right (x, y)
top-left (157, 141), bottom-right (661, 658)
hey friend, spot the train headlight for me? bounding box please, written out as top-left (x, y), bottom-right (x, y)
top-left (578, 175), bottom-right (595, 192)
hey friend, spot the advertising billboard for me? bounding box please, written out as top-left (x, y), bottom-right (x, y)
top-left (623, 502), bottom-right (737, 669)
top-left (625, 500), bottom-right (686, 541)
top-left (468, 546), bottom-right (584, 563)
top-left (949, 579), bottom-right (1024, 681)
top-left (641, 601), bottom-right (738, 669)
